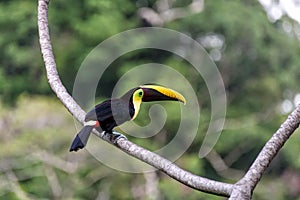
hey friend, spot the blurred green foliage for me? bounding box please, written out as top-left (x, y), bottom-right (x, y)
top-left (1, 0), bottom-right (300, 199)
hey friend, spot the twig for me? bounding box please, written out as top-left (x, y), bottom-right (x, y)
top-left (31, 150), bottom-right (77, 173)
top-left (44, 164), bottom-right (62, 199)
top-left (138, 0), bottom-right (204, 26)
top-left (206, 150), bottom-right (244, 180)
top-left (6, 171), bottom-right (31, 200)
top-left (144, 172), bottom-right (160, 200)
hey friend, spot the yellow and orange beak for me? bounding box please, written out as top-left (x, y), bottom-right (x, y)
top-left (140, 84), bottom-right (186, 105)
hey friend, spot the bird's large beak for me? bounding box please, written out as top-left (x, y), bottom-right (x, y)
top-left (140, 85), bottom-right (186, 104)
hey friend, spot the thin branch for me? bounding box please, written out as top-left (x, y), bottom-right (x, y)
top-left (37, 0), bottom-right (232, 197)
top-left (44, 164), bottom-right (62, 199)
top-left (6, 170), bottom-right (31, 200)
top-left (206, 150), bottom-right (244, 180)
top-left (30, 150), bottom-right (78, 173)
top-left (138, 0), bottom-right (204, 26)
top-left (144, 172), bottom-right (161, 200)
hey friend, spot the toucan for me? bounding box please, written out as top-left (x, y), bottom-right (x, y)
top-left (69, 84), bottom-right (186, 152)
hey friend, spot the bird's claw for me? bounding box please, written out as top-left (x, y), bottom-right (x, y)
top-left (103, 131), bottom-right (127, 144)
top-left (111, 131), bottom-right (127, 144)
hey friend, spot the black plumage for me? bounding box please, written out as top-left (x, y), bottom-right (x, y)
top-left (69, 84), bottom-right (186, 152)
top-left (85, 98), bottom-right (135, 132)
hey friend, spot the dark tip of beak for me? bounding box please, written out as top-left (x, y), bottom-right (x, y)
top-left (140, 85), bottom-right (186, 104)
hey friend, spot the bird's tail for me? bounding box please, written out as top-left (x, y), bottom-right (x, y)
top-left (69, 126), bottom-right (94, 152)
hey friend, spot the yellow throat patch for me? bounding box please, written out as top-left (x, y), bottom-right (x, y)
top-left (131, 89), bottom-right (144, 120)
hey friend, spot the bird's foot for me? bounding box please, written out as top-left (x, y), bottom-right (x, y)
top-left (111, 131), bottom-right (127, 145)
top-left (103, 131), bottom-right (127, 145)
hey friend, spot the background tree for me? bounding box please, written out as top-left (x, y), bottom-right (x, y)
top-left (1, 0), bottom-right (300, 199)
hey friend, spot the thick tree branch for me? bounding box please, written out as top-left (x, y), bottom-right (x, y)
top-left (37, 0), bottom-right (232, 197)
top-left (38, 0), bottom-right (300, 199)
top-left (37, 0), bottom-right (85, 123)
top-left (229, 104), bottom-right (300, 199)
top-left (118, 139), bottom-right (232, 196)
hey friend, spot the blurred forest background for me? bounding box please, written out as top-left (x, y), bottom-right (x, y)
top-left (1, 0), bottom-right (300, 199)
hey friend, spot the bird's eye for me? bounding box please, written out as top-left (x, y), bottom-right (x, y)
top-left (138, 91), bottom-right (143, 96)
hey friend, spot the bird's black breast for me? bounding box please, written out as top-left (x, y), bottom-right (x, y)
top-left (85, 99), bottom-right (135, 132)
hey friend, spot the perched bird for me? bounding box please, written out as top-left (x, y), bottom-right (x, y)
top-left (69, 84), bottom-right (186, 152)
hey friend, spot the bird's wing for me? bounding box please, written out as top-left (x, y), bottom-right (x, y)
top-left (85, 99), bottom-right (133, 131)
top-left (110, 99), bottom-right (133, 125)
top-left (85, 100), bottom-right (112, 122)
